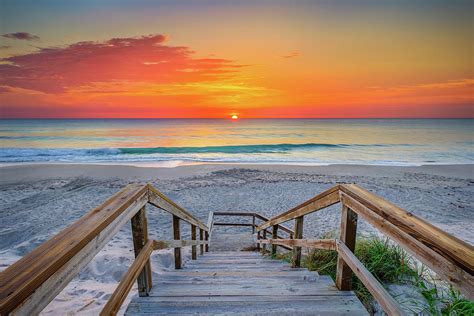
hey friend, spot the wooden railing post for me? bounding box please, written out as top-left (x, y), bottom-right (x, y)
top-left (292, 216), bottom-right (304, 268)
top-left (131, 205), bottom-right (152, 296)
top-left (336, 205), bottom-right (358, 290)
top-left (172, 215), bottom-right (182, 269)
top-left (257, 231), bottom-right (261, 251)
top-left (205, 231), bottom-right (209, 252)
top-left (199, 228), bottom-right (204, 255)
top-left (262, 229), bottom-right (267, 254)
top-left (272, 225), bottom-right (279, 255)
top-left (252, 215), bottom-right (256, 234)
top-left (191, 224), bottom-right (197, 260)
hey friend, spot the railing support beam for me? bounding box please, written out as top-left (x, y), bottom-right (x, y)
top-left (252, 215), bottom-right (256, 234)
top-left (199, 228), bottom-right (204, 255)
top-left (173, 215), bottom-right (182, 269)
top-left (336, 205), bottom-right (358, 290)
top-left (292, 216), bottom-right (304, 268)
top-left (272, 225), bottom-right (279, 255)
top-left (205, 231), bottom-right (209, 252)
top-left (131, 206), bottom-right (152, 296)
top-left (191, 224), bottom-right (197, 260)
top-left (262, 229), bottom-right (267, 254)
top-left (257, 231), bottom-right (261, 251)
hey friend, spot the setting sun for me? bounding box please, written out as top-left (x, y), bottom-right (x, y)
top-left (231, 115), bottom-right (239, 120)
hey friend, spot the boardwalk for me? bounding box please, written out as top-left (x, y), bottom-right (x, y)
top-left (126, 251), bottom-right (367, 315)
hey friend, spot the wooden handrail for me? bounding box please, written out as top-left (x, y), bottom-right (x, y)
top-left (254, 183), bottom-right (474, 313)
top-left (0, 184), bottom-right (208, 315)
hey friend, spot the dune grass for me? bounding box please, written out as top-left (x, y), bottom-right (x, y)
top-left (270, 235), bottom-right (473, 314)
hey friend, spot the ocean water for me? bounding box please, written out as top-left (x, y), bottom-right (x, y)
top-left (0, 119), bottom-right (472, 166)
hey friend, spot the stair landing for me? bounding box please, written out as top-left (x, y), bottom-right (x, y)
top-left (126, 251), bottom-right (368, 315)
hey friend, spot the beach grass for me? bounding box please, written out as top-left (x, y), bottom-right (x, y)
top-left (271, 234), bottom-right (474, 314)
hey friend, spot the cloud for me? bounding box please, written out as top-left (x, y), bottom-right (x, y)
top-left (0, 34), bottom-right (243, 93)
top-left (282, 51), bottom-right (299, 59)
top-left (0, 45), bottom-right (11, 50)
top-left (2, 32), bottom-right (40, 41)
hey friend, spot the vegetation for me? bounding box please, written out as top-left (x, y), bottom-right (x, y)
top-left (286, 235), bottom-right (474, 315)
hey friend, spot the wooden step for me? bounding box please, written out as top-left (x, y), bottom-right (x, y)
top-left (126, 251), bottom-right (368, 315)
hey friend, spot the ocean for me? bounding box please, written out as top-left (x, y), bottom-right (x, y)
top-left (0, 119), bottom-right (472, 166)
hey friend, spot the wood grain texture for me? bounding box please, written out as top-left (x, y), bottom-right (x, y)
top-left (259, 238), bottom-right (335, 250)
top-left (336, 240), bottom-right (404, 316)
top-left (340, 192), bottom-right (474, 299)
top-left (131, 205), bottom-right (152, 296)
top-left (0, 184), bottom-right (148, 315)
top-left (191, 225), bottom-right (197, 260)
top-left (336, 205), bottom-right (358, 291)
top-left (340, 184), bottom-right (474, 274)
top-left (172, 215), bottom-right (182, 269)
top-left (292, 216), bottom-right (304, 268)
top-left (147, 184), bottom-right (208, 231)
top-left (271, 225), bottom-right (279, 255)
top-left (101, 240), bottom-right (154, 316)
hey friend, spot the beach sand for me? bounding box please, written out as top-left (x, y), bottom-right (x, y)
top-left (1, 163), bottom-right (473, 314)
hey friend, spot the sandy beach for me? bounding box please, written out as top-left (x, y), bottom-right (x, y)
top-left (1, 163), bottom-right (473, 314)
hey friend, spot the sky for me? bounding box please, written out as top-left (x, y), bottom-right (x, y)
top-left (0, 0), bottom-right (472, 118)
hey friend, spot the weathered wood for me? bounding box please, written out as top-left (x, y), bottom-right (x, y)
top-left (340, 192), bottom-right (474, 299)
top-left (101, 240), bottom-right (154, 316)
top-left (259, 238), bottom-right (335, 250)
top-left (152, 239), bottom-right (208, 250)
top-left (336, 240), bottom-right (403, 315)
top-left (148, 185), bottom-right (208, 231)
top-left (205, 231), bottom-right (209, 252)
top-left (199, 228), bottom-right (204, 255)
top-left (257, 231), bottom-right (261, 251)
top-left (271, 225), bottom-right (279, 255)
top-left (252, 215), bottom-right (256, 234)
top-left (213, 222), bottom-right (254, 227)
top-left (340, 184), bottom-right (474, 274)
top-left (0, 184), bottom-right (148, 315)
top-left (254, 214), bottom-right (294, 236)
top-left (262, 229), bottom-right (267, 254)
top-left (191, 225), bottom-right (197, 260)
top-left (131, 205), bottom-right (152, 296)
top-left (292, 216), bottom-right (304, 268)
top-left (257, 185), bottom-right (340, 231)
top-left (172, 215), bottom-right (181, 269)
top-left (336, 205), bottom-right (358, 291)
top-left (213, 212), bottom-right (256, 217)
top-left (206, 211), bottom-right (214, 242)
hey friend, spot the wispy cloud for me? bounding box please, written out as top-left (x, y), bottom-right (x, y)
top-left (2, 32), bottom-right (40, 41)
top-left (0, 34), bottom-right (243, 93)
top-left (281, 51), bottom-right (299, 59)
top-left (0, 45), bottom-right (11, 50)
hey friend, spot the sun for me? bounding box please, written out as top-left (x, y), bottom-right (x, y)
top-left (231, 115), bottom-right (239, 120)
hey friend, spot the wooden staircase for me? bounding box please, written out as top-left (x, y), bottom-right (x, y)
top-left (126, 250), bottom-right (368, 315)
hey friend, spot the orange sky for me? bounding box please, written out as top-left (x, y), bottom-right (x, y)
top-left (0, 1), bottom-right (473, 118)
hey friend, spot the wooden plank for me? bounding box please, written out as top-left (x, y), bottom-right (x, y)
top-left (252, 215), bottom-right (256, 234)
top-left (261, 229), bottom-right (267, 254)
top-left (125, 296), bottom-right (367, 315)
top-left (257, 185), bottom-right (340, 231)
top-left (199, 228), bottom-right (204, 255)
top-left (213, 212), bottom-right (256, 217)
top-left (336, 240), bottom-right (403, 315)
top-left (340, 184), bottom-right (474, 274)
top-left (206, 211), bottom-right (214, 236)
top-left (292, 216), bottom-right (304, 268)
top-left (340, 193), bottom-right (474, 299)
top-left (213, 223), bottom-right (254, 227)
top-left (259, 238), bottom-right (335, 250)
top-left (336, 205), bottom-right (358, 291)
top-left (147, 184), bottom-right (208, 231)
top-left (271, 225), bottom-right (279, 255)
top-left (0, 184), bottom-right (148, 315)
top-left (257, 231), bottom-right (261, 251)
top-left (191, 225), bottom-right (197, 260)
top-left (205, 231), bottom-right (209, 252)
top-left (173, 215), bottom-right (181, 269)
top-left (254, 214), bottom-right (294, 236)
top-left (101, 240), bottom-right (154, 316)
top-left (130, 205), bottom-right (152, 296)
top-left (152, 239), bottom-right (208, 250)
